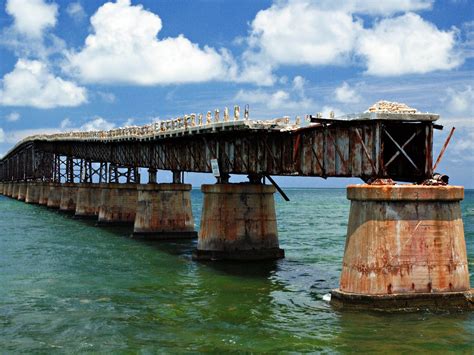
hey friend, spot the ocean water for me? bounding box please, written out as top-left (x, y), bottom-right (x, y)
top-left (0, 188), bottom-right (472, 352)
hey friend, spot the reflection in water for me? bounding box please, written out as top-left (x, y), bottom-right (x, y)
top-left (0, 189), bottom-right (472, 352)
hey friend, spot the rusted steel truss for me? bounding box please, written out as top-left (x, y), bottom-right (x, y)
top-left (0, 120), bottom-right (434, 183)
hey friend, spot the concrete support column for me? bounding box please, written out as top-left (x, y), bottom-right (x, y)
top-left (38, 182), bottom-right (49, 205)
top-left (59, 183), bottom-right (78, 213)
top-left (75, 183), bottom-right (102, 219)
top-left (97, 183), bottom-right (137, 225)
top-left (193, 183), bottom-right (284, 261)
top-left (25, 182), bottom-right (40, 204)
top-left (46, 182), bottom-right (62, 209)
top-left (11, 183), bottom-right (19, 199)
top-left (6, 182), bottom-right (13, 197)
top-left (17, 182), bottom-right (27, 201)
top-left (331, 184), bottom-right (473, 310)
top-left (0, 182), bottom-right (3, 195)
top-left (133, 183), bottom-right (196, 239)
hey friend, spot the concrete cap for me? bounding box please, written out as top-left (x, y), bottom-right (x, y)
top-left (77, 183), bottom-right (103, 188)
top-left (98, 183), bottom-right (139, 190)
top-left (201, 183), bottom-right (276, 194)
top-left (347, 184), bottom-right (464, 201)
top-left (137, 183), bottom-right (192, 191)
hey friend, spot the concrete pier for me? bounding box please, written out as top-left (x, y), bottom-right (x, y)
top-left (193, 183), bottom-right (284, 261)
top-left (59, 183), bottom-right (78, 213)
top-left (97, 183), bottom-right (138, 225)
top-left (133, 183), bottom-right (196, 239)
top-left (75, 183), bottom-right (102, 219)
top-left (331, 184), bottom-right (473, 310)
top-left (0, 182), bottom-right (3, 195)
top-left (6, 182), bottom-right (13, 197)
top-left (38, 182), bottom-right (49, 205)
top-left (46, 183), bottom-right (62, 209)
top-left (11, 183), bottom-right (19, 199)
top-left (25, 182), bottom-right (41, 204)
top-left (17, 182), bottom-right (27, 201)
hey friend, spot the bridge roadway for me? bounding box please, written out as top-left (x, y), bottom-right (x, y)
top-left (0, 111), bottom-right (472, 310)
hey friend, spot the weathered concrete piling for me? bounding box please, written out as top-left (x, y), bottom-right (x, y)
top-left (331, 184), bottom-right (473, 310)
top-left (46, 182), bottom-right (62, 209)
top-left (75, 183), bottom-right (102, 219)
top-left (97, 183), bottom-right (138, 225)
top-left (17, 182), bottom-right (27, 201)
top-left (38, 182), bottom-right (49, 205)
top-left (25, 182), bottom-right (41, 204)
top-left (193, 183), bottom-right (284, 260)
top-left (11, 183), bottom-right (19, 199)
top-left (59, 183), bottom-right (78, 213)
top-left (133, 183), bottom-right (196, 239)
top-left (6, 182), bottom-right (13, 197)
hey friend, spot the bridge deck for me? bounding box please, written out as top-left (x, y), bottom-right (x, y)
top-left (0, 112), bottom-right (439, 183)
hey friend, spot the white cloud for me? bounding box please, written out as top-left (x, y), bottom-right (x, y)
top-left (445, 86), bottom-right (474, 115)
top-left (312, 0), bottom-right (433, 15)
top-left (239, 1), bottom-right (461, 82)
top-left (334, 82), bottom-right (361, 103)
top-left (80, 117), bottom-right (115, 131)
top-left (61, 116), bottom-right (115, 131)
top-left (357, 13), bottom-right (461, 76)
top-left (0, 59), bottom-right (87, 109)
top-left (321, 105), bottom-right (345, 118)
top-left (97, 91), bottom-right (116, 103)
top-left (3, 127), bottom-right (61, 144)
top-left (450, 129), bottom-right (474, 162)
top-left (234, 75), bottom-right (314, 110)
top-left (64, 0), bottom-right (234, 85)
top-left (6, 0), bottom-right (58, 38)
top-left (6, 112), bottom-right (20, 122)
top-left (244, 1), bottom-right (362, 68)
top-left (0, 128), bottom-right (5, 143)
top-left (66, 2), bottom-right (86, 22)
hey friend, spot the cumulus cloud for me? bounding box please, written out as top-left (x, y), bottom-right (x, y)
top-left (0, 59), bottom-right (87, 109)
top-left (66, 2), bottom-right (86, 22)
top-left (6, 112), bottom-right (20, 122)
top-left (97, 91), bottom-right (116, 103)
top-left (334, 82), bottom-right (361, 103)
top-left (357, 13), bottom-right (461, 76)
top-left (61, 116), bottom-right (115, 131)
top-left (234, 75), bottom-right (314, 110)
top-left (239, 0), bottom-right (461, 82)
top-left (2, 127), bottom-right (62, 144)
top-left (244, 1), bottom-right (362, 68)
top-left (6, 0), bottom-right (58, 38)
top-left (312, 0), bottom-right (433, 15)
top-left (80, 117), bottom-right (115, 131)
top-left (445, 86), bottom-right (474, 115)
top-left (64, 0), bottom-right (235, 85)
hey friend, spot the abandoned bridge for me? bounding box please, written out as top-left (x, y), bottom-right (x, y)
top-left (0, 104), bottom-right (472, 310)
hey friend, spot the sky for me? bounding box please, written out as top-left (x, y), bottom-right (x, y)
top-left (0, 0), bottom-right (472, 188)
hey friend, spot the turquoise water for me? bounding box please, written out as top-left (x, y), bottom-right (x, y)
top-left (0, 189), bottom-right (472, 352)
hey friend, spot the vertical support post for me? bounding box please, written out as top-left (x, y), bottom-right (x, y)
top-left (172, 170), bottom-right (182, 184)
top-left (148, 168), bottom-right (157, 184)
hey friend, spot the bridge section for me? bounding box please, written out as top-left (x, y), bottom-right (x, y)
top-left (0, 113), bottom-right (436, 184)
top-left (1, 110), bottom-right (471, 310)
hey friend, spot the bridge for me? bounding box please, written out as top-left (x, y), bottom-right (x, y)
top-left (0, 104), bottom-right (472, 310)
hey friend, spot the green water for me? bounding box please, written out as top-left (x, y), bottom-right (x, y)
top-left (0, 189), bottom-right (472, 352)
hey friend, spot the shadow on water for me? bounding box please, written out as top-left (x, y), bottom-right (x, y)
top-left (198, 259), bottom-right (281, 279)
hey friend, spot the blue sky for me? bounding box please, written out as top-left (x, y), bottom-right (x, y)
top-left (0, 0), bottom-right (472, 187)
